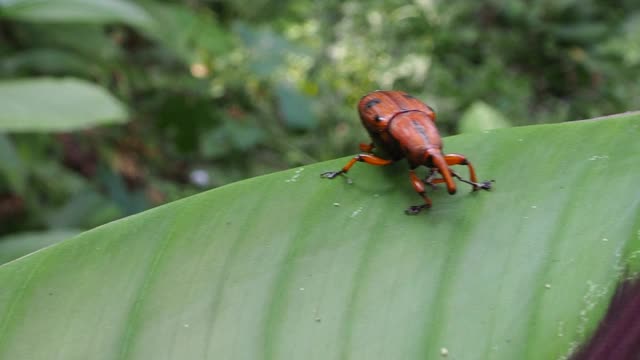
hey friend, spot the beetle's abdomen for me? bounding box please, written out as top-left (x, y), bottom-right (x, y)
top-left (388, 112), bottom-right (442, 167)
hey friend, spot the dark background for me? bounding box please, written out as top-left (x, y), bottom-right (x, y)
top-left (1, 0), bottom-right (639, 236)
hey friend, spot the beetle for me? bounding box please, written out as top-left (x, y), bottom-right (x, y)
top-left (321, 90), bottom-right (493, 215)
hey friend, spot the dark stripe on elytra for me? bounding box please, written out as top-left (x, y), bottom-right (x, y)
top-left (411, 119), bottom-right (430, 144)
top-left (387, 92), bottom-right (408, 111)
top-left (365, 98), bottom-right (381, 109)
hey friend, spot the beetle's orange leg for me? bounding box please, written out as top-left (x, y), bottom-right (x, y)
top-left (359, 142), bottom-right (375, 152)
top-left (443, 153), bottom-right (493, 191)
top-left (406, 169), bottom-right (432, 215)
top-left (320, 154), bottom-right (393, 180)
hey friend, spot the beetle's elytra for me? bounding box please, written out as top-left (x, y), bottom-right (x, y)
top-left (321, 90), bottom-right (493, 215)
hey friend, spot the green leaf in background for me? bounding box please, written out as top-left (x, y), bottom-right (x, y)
top-left (458, 101), bottom-right (512, 133)
top-left (0, 0), bottom-right (153, 30)
top-left (234, 22), bottom-right (307, 78)
top-left (44, 190), bottom-right (123, 230)
top-left (140, 2), bottom-right (232, 63)
top-left (276, 82), bottom-right (317, 130)
top-left (0, 115), bottom-right (639, 359)
top-left (598, 13), bottom-right (640, 67)
top-left (0, 48), bottom-right (99, 77)
top-left (1, 24), bottom-right (123, 68)
top-left (0, 78), bottom-right (128, 132)
top-left (0, 134), bottom-right (26, 194)
top-left (0, 229), bottom-right (79, 266)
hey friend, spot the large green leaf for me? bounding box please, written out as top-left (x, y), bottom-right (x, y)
top-left (0, 115), bottom-right (639, 359)
top-left (0, 78), bottom-right (127, 132)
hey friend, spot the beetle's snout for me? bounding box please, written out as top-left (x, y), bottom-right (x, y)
top-left (448, 188), bottom-right (456, 195)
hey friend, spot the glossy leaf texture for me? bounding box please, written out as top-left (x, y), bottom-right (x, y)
top-left (0, 78), bottom-right (127, 132)
top-left (0, 114), bottom-right (639, 359)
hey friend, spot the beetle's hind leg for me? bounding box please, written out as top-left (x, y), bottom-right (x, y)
top-left (406, 169), bottom-right (432, 215)
top-left (320, 153), bottom-right (393, 181)
top-left (443, 153), bottom-right (493, 191)
top-left (422, 168), bottom-right (441, 190)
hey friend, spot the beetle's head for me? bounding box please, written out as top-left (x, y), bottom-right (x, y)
top-left (357, 92), bottom-right (394, 133)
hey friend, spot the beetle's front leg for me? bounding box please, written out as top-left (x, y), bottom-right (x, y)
top-left (320, 154), bottom-right (393, 180)
top-left (359, 142), bottom-right (375, 152)
top-left (443, 154), bottom-right (493, 191)
top-left (406, 169), bottom-right (432, 215)
top-left (450, 171), bottom-right (493, 190)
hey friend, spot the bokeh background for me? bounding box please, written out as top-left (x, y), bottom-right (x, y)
top-left (1, 0), bottom-right (639, 237)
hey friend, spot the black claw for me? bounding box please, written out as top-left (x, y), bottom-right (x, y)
top-left (320, 171), bottom-right (342, 179)
top-left (479, 180), bottom-right (494, 190)
top-left (405, 204), bottom-right (430, 215)
top-left (472, 180), bottom-right (494, 191)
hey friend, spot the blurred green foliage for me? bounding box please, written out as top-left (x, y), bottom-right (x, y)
top-left (0, 0), bottom-right (639, 236)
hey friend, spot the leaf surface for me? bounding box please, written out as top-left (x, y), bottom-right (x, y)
top-left (0, 115), bottom-right (638, 359)
top-left (0, 0), bottom-right (153, 29)
top-left (0, 78), bottom-right (127, 132)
